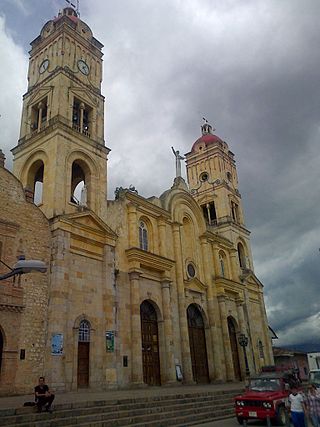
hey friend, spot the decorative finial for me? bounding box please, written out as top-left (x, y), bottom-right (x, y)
top-left (201, 118), bottom-right (215, 135)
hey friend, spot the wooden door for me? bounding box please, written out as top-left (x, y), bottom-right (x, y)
top-left (228, 317), bottom-right (241, 380)
top-left (140, 301), bottom-right (161, 386)
top-left (77, 342), bottom-right (89, 387)
top-left (187, 305), bottom-right (209, 383)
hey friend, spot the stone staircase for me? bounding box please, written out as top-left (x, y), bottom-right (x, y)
top-left (0, 388), bottom-right (242, 427)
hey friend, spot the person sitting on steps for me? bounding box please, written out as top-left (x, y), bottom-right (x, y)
top-left (34, 376), bottom-right (55, 413)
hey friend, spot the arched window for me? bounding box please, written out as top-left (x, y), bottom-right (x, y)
top-left (258, 340), bottom-right (264, 359)
top-left (26, 160), bottom-right (44, 205)
top-left (219, 251), bottom-right (227, 277)
top-left (71, 160), bottom-right (89, 206)
top-left (139, 221), bottom-right (148, 251)
top-left (78, 320), bottom-right (90, 342)
top-left (237, 242), bottom-right (246, 269)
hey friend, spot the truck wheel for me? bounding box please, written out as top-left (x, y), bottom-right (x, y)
top-left (236, 416), bottom-right (244, 425)
top-left (274, 406), bottom-right (287, 426)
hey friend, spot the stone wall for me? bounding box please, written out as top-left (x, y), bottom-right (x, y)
top-left (0, 166), bottom-right (50, 395)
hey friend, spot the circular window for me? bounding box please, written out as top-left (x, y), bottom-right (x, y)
top-left (187, 263), bottom-right (196, 278)
top-left (200, 172), bottom-right (209, 182)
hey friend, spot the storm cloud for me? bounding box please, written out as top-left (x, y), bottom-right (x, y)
top-left (1, 0), bottom-right (319, 346)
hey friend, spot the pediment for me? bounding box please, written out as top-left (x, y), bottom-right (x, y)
top-left (27, 86), bottom-right (53, 106)
top-left (240, 269), bottom-right (263, 288)
top-left (51, 210), bottom-right (117, 245)
top-left (69, 87), bottom-right (98, 107)
top-left (185, 277), bottom-right (207, 294)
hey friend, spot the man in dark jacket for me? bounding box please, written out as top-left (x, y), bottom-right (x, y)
top-left (34, 377), bottom-right (55, 413)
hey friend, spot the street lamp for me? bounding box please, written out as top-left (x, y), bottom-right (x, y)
top-left (0, 256), bottom-right (47, 281)
top-left (238, 333), bottom-right (250, 378)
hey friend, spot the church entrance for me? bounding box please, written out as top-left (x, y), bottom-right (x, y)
top-left (187, 304), bottom-right (209, 383)
top-left (140, 301), bottom-right (161, 385)
top-left (77, 320), bottom-right (90, 388)
top-left (227, 317), bottom-right (241, 380)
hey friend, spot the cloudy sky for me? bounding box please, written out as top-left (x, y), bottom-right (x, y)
top-left (1, 0), bottom-right (319, 348)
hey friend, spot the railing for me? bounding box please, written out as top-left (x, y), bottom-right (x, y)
top-left (21, 115), bottom-right (92, 144)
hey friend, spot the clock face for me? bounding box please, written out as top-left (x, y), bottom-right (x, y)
top-left (39, 59), bottom-right (49, 74)
top-left (78, 59), bottom-right (90, 75)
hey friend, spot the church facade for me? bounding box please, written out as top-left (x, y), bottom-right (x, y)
top-left (0, 8), bottom-right (273, 395)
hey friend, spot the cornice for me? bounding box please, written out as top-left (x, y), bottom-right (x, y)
top-left (125, 247), bottom-right (175, 273)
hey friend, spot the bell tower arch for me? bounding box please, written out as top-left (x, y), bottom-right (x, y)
top-left (11, 7), bottom-right (108, 219)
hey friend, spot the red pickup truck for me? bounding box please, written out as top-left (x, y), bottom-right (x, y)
top-left (234, 368), bottom-right (300, 425)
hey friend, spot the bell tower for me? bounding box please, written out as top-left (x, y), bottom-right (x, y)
top-left (185, 121), bottom-right (254, 272)
top-left (12, 7), bottom-right (108, 219)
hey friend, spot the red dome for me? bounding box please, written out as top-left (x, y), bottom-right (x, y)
top-left (191, 133), bottom-right (223, 152)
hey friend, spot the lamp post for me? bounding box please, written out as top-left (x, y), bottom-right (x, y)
top-left (238, 332), bottom-right (250, 378)
top-left (0, 256), bottom-right (47, 281)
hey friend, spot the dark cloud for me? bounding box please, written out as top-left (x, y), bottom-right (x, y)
top-left (1, 0), bottom-right (320, 346)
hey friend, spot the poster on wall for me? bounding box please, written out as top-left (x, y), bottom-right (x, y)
top-left (51, 333), bottom-right (63, 355)
top-left (105, 331), bottom-right (115, 352)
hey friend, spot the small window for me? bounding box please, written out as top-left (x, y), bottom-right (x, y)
top-left (237, 242), bottom-right (246, 269)
top-left (200, 172), bottom-right (209, 182)
top-left (187, 263), bottom-right (196, 278)
top-left (31, 97), bottom-right (48, 132)
top-left (231, 201), bottom-right (239, 223)
top-left (79, 320), bottom-right (90, 342)
top-left (258, 340), bottom-right (264, 358)
top-left (72, 98), bottom-right (92, 137)
top-left (226, 171), bottom-right (232, 181)
top-left (139, 221), bottom-right (148, 251)
top-left (201, 202), bottom-right (217, 225)
top-left (219, 252), bottom-right (225, 277)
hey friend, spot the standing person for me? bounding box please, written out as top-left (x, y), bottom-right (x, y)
top-left (304, 384), bottom-right (320, 427)
top-left (34, 376), bottom-right (55, 413)
top-left (288, 386), bottom-right (306, 427)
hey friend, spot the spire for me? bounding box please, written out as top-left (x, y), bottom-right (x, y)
top-left (201, 117), bottom-right (215, 136)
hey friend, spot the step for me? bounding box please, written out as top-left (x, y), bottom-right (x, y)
top-left (9, 401), bottom-right (234, 427)
top-left (1, 399), bottom-right (233, 426)
top-left (0, 389), bottom-right (242, 426)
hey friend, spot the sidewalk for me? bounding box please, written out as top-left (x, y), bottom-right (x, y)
top-left (0, 382), bottom-right (244, 410)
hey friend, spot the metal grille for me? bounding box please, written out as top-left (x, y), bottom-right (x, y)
top-left (78, 320), bottom-right (90, 342)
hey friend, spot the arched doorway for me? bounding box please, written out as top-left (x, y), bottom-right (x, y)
top-left (187, 304), bottom-right (209, 383)
top-left (77, 320), bottom-right (90, 388)
top-left (0, 329), bottom-right (3, 373)
top-left (140, 300), bottom-right (161, 385)
top-left (227, 317), bottom-right (241, 380)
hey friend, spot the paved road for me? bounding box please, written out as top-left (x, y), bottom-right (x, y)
top-left (195, 417), bottom-right (294, 426)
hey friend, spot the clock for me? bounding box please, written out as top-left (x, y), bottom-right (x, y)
top-left (77, 59), bottom-right (90, 75)
top-left (39, 59), bottom-right (49, 74)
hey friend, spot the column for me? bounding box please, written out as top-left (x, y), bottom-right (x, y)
top-left (161, 279), bottom-right (176, 383)
top-left (236, 298), bottom-right (247, 379)
top-left (172, 222), bottom-right (194, 383)
top-left (200, 238), bottom-right (224, 381)
top-left (230, 249), bottom-right (239, 281)
top-left (128, 204), bottom-right (138, 247)
top-left (37, 102), bottom-right (43, 132)
top-left (129, 271), bottom-right (144, 384)
top-left (79, 102), bottom-right (85, 133)
top-left (217, 294), bottom-right (235, 381)
top-left (158, 217), bottom-right (167, 258)
top-left (212, 244), bottom-right (220, 277)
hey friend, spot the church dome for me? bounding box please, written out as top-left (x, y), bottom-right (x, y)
top-left (191, 133), bottom-right (223, 152)
top-left (191, 121), bottom-right (223, 153)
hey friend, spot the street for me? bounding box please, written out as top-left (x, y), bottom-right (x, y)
top-left (195, 417), bottom-right (295, 426)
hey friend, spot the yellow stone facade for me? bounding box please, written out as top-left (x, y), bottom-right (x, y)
top-left (0, 7), bottom-right (273, 394)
